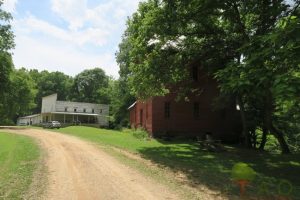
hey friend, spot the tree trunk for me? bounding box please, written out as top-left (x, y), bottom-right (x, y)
top-left (263, 90), bottom-right (290, 154)
top-left (237, 96), bottom-right (251, 148)
top-left (271, 125), bottom-right (291, 154)
top-left (259, 126), bottom-right (267, 150)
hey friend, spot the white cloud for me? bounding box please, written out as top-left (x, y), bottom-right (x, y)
top-left (11, 0), bottom-right (144, 77)
top-left (15, 15), bottom-right (109, 46)
top-left (13, 34), bottom-right (119, 77)
top-left (51, 0), bottom-right (142, 31)
top-left (2, 0), bottom-right (18, 13)
top-left (51, 0), bottom-right (87, 31)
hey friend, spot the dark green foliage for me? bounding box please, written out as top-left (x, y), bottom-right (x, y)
top-left (0, 2), bottom-right (16, 124)
top-left (71, 68), bottom-right (109, 104)
top-left (0, 52), bottom-right (13, 94)
top-left (0, 1), bottom-right (14, 52)
top-left (29, 70), bottom-right (73, 113)
top-left (117, 0), bottom-right (300, 153)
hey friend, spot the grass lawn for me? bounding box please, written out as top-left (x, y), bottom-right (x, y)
top-left (0, 132), bottom-right (40, 199)
top-left (57, 126), bottom-right (300, 199)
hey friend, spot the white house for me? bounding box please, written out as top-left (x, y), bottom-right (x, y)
top-left (17, 93), bottom-right (109, 127)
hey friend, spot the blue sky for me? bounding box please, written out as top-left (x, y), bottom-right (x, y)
top-left (2, 0), bottom-right (142, 77)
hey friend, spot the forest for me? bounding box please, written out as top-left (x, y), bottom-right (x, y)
top-left (0, 66), bottom-right (134, 129)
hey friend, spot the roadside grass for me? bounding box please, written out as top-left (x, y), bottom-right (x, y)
top-left (0, 132), bottom-right (40, 199)
top-left (57, 126), bottom-right (300, 199)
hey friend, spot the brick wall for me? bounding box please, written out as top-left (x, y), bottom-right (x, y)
top-left (129, 67), bottom-right (242, 141)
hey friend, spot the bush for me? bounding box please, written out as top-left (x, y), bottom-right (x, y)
top-left (256, 129), bottom-right (281, 153)
top-left (132, 127), bottom-right (149, 140)
top-left (0, 118), bottom-right (15, 126)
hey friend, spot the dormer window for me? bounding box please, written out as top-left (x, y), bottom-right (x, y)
top-left (83, 108), bottom-right (86, 113)
top-left (65, 107), bottom-right (68, 112)
top-left (92, 109), bottom-right (94, 113)
top-left (74, 108), bottom-right (77, 112)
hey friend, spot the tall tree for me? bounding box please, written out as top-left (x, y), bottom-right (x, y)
top-left (29, 70), bottom-right (73, 113)
top-left (71, 68), bottom-right (109, 104)
top-left (114, 35), bottom-right (136, 127)
top-left (6, 69), bottom-right (36, 121)
top-left (118, 0), bottom-right (300, 153)
top-left (0, 1), bottom-right (15, 124)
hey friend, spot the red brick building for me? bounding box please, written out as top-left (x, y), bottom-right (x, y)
top-left (128, 66), bottom-right (241, 141)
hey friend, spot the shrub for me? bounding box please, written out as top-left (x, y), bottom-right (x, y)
top-left (132, 127), bottom-right (149, 140)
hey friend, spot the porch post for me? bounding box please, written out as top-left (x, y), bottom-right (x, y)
top-left (64, 114), bottom-right (66, 124)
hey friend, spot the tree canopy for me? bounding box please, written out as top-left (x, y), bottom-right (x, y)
top-left (117, 0), bottom-right (300, 153)
top-left (70, 68), bottom-right (110, 104)
top-left (0, 1), bottom-right (15, 124)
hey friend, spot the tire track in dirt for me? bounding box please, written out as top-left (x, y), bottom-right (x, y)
top-left (6, 129), bottom-right (180, 200)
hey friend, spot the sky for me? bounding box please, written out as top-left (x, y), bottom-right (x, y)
top-left (2, 0), bottom-right (142, 78)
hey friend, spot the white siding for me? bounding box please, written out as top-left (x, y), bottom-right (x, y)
top-left (17, 114), bottom-right (41, 125)
top-left (55, 101), bottom-right (109, 126)
top-left (41, 94), bottom-right (57, 113)
top-left (19, 93), bottom-right (109, 127)
top-left (55, 101), bottom-right (108, 115)
top-left (97, 115), bottom-right (109, 126)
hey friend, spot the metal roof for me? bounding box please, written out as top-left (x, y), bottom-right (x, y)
top-left (19, 114), bottom-right (41, 119)
top-left (127, 101), bottom-right (137, 110)
top-left (49, 112), bottom-right (100, 116)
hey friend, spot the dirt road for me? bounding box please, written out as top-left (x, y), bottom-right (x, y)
top-left (6, 129), bottom-right (180, 200)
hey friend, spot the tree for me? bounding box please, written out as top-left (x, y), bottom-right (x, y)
top-left (117, 0), bottom-right (300, 153)
top-left (0, 1), bottom-right (15, 124)
top-left (7, 69), bottom-right (36, 120)
top-left (0, 1), bottom-right (14, 52)
top-left (71, 68), bottom-right (109, 104)
top-left (215, 3), bottom-right (300, 153)
top-left (114, 35), bottom-right (136, 128)
top-left (29, 70), bottom-right (73, 113)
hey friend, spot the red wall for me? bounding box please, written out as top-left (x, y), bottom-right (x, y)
top-left (130, 99), bottom-right (153, 134)
top-left (129, 67), bottom-right (241, 141)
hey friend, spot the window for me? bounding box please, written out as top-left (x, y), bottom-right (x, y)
top-left (92, 109), bottom-right (94, 113)
top-left (193, 102), bottom-right (199, 119)
top-left (164, 102), bottom-right (170, 119)
top-left (192, 66), bottom-right (198, 81)
top-left (74, 108), bottom-right (77, 112)
top-left (65, 107), bottom-right (68, 112)
top-left (83, 108), bottom-right (86, 113)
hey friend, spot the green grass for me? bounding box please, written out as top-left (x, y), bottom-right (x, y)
top-left (56, 126), bottom-right (300, 199)
top-left (0, 132), bottom-right (40, 199)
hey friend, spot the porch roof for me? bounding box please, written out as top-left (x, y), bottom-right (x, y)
top-left (45, 112), bottom-right (100, 116)
top-left (19, 114), bottom-right (41, 119)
